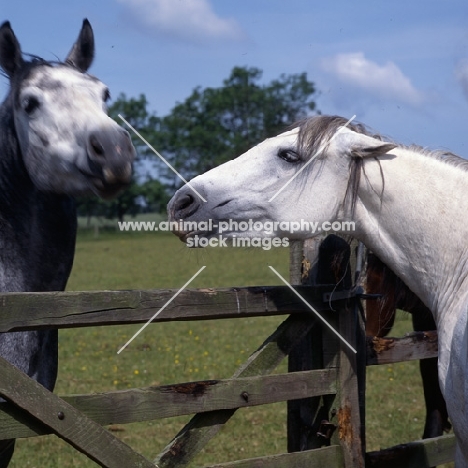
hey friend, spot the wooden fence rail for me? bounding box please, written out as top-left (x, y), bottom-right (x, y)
top-left (0, 236), bottom-right (456, 467)
top-left (0, 285), bottom-right (333, 331)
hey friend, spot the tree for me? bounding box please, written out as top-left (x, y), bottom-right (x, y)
top-left (157, 67), bottom-right (317, 187)
top-left (140, 178), bottom-right (170, 213)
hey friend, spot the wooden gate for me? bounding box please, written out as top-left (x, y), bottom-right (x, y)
top-left (0, 237), bottom-right (456, 467)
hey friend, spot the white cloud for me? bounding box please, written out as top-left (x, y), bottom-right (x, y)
top-left (455, 59), bottom-right (468, 101)
top-left (321, 52), bottom-right (425, 106)
top-left (116, 0), bottom-right (245, 44)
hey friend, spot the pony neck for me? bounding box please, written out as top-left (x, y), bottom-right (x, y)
top-left (354, 147), bottom-right (468, 325)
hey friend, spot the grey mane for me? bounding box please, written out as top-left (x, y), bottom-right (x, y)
top-left (407, 144), bottom-right (467, 170)
top-left (296, 115), bottom-right (465, 169)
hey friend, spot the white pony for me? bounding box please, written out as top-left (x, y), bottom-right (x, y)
top-left (168, 116), bottom-right (468, 465)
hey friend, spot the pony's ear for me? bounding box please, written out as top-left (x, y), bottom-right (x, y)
top-left (65, 19), bottom-right (94, 72)
top-left (335, 127), bottom-right (396, 159)
top-left (351, 143), bottom-right (397, 159)
top-left (0, 21), bottom-right (24, 79)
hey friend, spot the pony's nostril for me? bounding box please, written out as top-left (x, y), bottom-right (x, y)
top-left (177, 194), bottom-right (195, 211)
top-left (122, 129), bottom-right (131, 141)
top-left (173, 192), bottom-right (201, 218)
top-left (89, 134), bottom-right (105, 158)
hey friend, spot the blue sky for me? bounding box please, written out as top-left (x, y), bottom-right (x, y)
top-left (2, 0), bottom-right (468, 155)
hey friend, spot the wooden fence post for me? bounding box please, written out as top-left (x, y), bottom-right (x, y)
top-left (288, 235), bottom-right (366, 467)
top-left (328, 237), bottom-right (366, 468)
top-left (287, 237), bottom-right (328, 452)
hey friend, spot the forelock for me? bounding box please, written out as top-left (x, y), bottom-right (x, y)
top-left (6, 58), bottom-right (102, 106)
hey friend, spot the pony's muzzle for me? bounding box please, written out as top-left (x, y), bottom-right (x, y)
top-left (168, 189), bottom-right (206, 241)
top-left (87, 129), bottom-right (135, 186)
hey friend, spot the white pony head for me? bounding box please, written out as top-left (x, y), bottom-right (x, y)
top-left (168, 116), bottom-right (395, 240)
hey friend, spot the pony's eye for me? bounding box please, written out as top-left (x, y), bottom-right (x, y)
top-left (22, 96), bottom-right (40, 115)
top-left (103, 89), bottom-right (111, 103)
top-left (278, 149), bottom-right (300, 163)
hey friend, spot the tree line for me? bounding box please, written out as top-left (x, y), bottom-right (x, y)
top-left (77, 66), bottom-right (318, 222)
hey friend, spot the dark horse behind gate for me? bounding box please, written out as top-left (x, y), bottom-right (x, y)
top-left (365, 251), bottom-right (451, 439)
top-left (0, 20), bottom-right (135, 466)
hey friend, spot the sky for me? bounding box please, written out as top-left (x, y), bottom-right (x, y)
top-left (1, 0), bottom-right (468, 156)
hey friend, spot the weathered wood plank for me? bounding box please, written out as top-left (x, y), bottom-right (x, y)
top-left (0, 402), bottom-right (47, 440)
top-left (0, 286), bottom-right (335, 331)
top-left (72, 368), bottom-right (337, 423)
top-left (335, 304), bottom-right (365, 468)
top-left (0, 369), bottom-right (337, 440)
top-left (366, 331), bottom-right (438, 366)
top-left (366, 434), bottom-right (455, 467)
top-left (204, 445), bottom-right (344, 468)
top-left (0, 356), bottom-right (154, 468)
top-left (154, 313), bottom-right (319, 468)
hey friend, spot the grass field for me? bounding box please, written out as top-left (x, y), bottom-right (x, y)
top-left (9, 225), bottom-right (454, 467)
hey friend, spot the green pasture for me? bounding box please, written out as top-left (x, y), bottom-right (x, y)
top-left (10, 225), bottom-right (453, 467)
